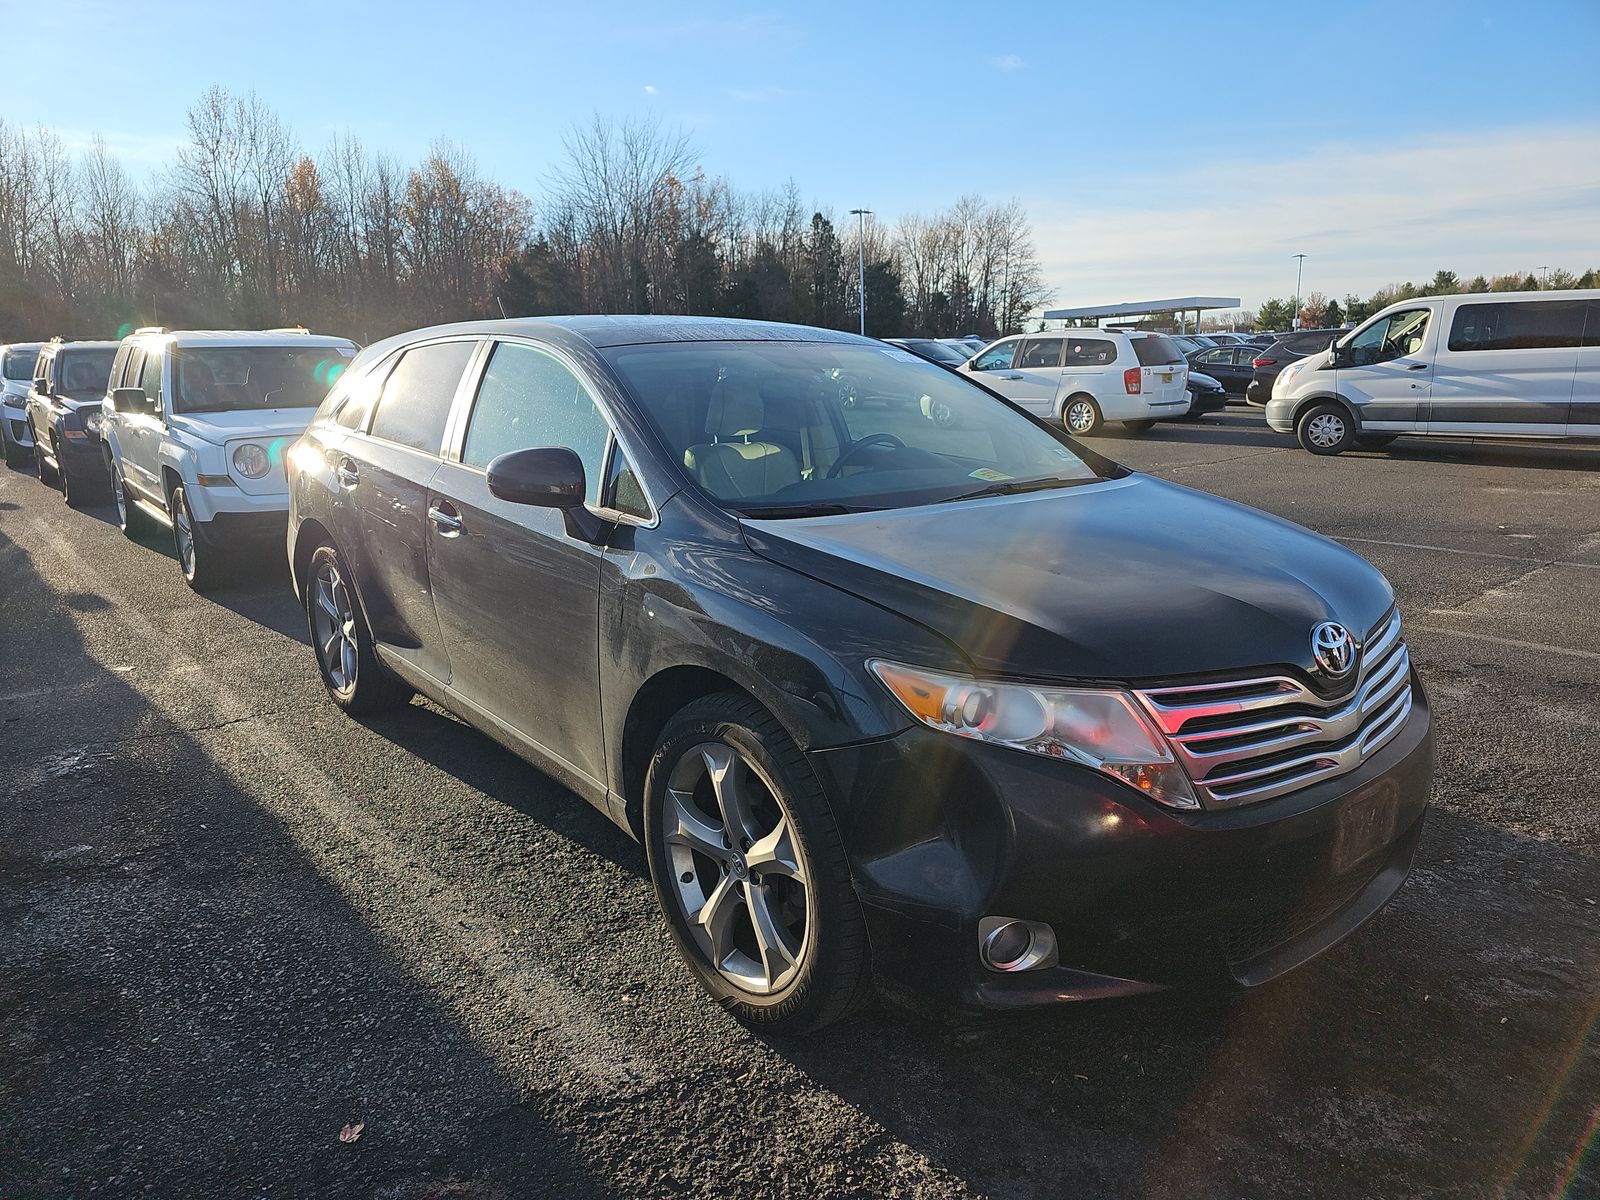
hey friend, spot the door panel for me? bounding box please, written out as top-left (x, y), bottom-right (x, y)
top-left (1428, 299), bottom-right (1585, 436)
top-left (1335, 308), bottom-right (1433, 431)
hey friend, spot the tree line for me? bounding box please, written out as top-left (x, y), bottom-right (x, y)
top-left (1243, 267), bottom-right (1600, 334)
top-left (0, 90), bottom-right (1050, 346)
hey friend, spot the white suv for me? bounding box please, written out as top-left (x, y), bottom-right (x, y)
top-left (100, 327), bottom-right (357, 589)
top-left (962, 329), bottom-right (1189, 434)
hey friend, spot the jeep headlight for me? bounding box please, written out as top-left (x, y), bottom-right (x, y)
top-left (232, 443), bottom-right (271, 478)
top-left (869, 661), bottom-right (1199, 810)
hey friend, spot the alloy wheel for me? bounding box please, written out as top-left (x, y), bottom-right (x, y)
top-left (310, 560), bottom-right (360, 692)
top-left (114, 471), bottom-right (128, 527)
top-left (1066, 399), bottom-right (1096, 433)
top-left (172, 492), bottom-right (197, 577)
top-left (1307, 413), bottom-right (1346, 448)
top-left (661, 741), bottom-right (811, 995)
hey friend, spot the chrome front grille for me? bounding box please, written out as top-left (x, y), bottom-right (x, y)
top-left (1136, 609), bottom-right (1412, 809)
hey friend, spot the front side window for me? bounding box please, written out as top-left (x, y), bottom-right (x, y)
top-left (2, 348), bottom-right (37, 382)
top-left (367, 340), bottom-right (477, 454)
top-left (1017, 338), bottom-right (1064, 369)
top-left (1447, 300), bottom-right (1589, 352)
top-left (462, 341), bottom-right (610, 505)
top-left (1347, 310), bottom-right (1430, 366)
top-left (34, 351), bottom-right (55, 391)
top-left (139, 351), bottom-right (163, 407)
top-left (172, 344), bottom-right (356, 415)
top-left (970, 340), bottom-right (1018, 371)
top-left (602, 340), bottom-right (1114, 514)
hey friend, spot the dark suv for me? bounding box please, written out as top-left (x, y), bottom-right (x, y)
top-left (1245, 328), bottom-right (1351, 406)
top-left (25, 338), bottom-right (118, 505)
top-left (286, 316), bottom-right (1433, 1032)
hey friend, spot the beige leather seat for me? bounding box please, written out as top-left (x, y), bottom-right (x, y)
top-left (683, 378), bottom-right (801, 498)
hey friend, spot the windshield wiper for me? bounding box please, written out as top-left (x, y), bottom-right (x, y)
top-left (736, 502), bottom-right (879, 519)
top-left (937, 477), bottom-right (1083, 504)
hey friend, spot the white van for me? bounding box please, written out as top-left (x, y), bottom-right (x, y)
top-left (1266, 289), bottom-right (1600, 454)
top-left (963, 329), bottom-right (1189, 434)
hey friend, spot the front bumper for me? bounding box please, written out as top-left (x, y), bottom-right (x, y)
top-left (1183, 389), bottom-right (1227, 416)
top-left (196, 508), bottom-right (289, 549)
top-left (57, 434), bottom-right (109, 479)
top-left (2, 404), bottom-right (33, 450)
top-left (810, 674), bottom-right (1434, 1013)
top-left (1245, 378), bottom-right (1272, 407)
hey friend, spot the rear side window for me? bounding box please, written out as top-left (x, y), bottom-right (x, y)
top-left (1448, 300), bottom-right (1590, 351)
top-left (1017, 338), bottom-right (1063, 369)
top-left (1132, 335), bottom-right (1184, 366)
top-left (1065, 338), bottom-right (1117, 366)
top-left (462, 341), bottom-right (609, 504)
top-left (139, 351), bottom-right (163, 405)
top-left (368, 340), bottom-right (477, 454)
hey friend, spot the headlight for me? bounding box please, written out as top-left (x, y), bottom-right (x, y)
top-left (869, 661), bottom-right (1199, 809)
top-left (232, 443), bottom-right (270, 478)
top-left (83, 410), bottom-right (102, 436)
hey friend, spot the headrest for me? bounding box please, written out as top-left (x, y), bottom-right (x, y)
top-left (705, 377), bottom-right (763, 438)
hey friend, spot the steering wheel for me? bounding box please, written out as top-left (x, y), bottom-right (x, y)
top-left (827, 432), bottom-right (905, 478)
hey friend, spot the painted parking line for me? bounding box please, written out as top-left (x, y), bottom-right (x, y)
top-left (1337, 536), bottom-right (1600, 571)
top-left (1411, 624), bottom-right (1600, 664)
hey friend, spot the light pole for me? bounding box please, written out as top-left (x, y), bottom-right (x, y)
top-left (1536, 265), bottom-right (1550, 289)
top-left (849, 208), bottom-right (872, 335)
top-left (1292, 253), bottom-right (1307, 330)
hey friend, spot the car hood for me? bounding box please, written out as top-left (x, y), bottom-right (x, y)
top-left (168, 408), bottom-right (318, 446)
top-left (740, 475), bottom-right (1395, 683)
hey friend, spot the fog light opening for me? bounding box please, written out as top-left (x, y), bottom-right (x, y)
top-left (978, 916), bottom-right (1058, 973)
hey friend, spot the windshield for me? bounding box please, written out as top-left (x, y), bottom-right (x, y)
top-left (57, 349), bottom-right (116, 397)
top-left (602, 340), bottom-right (1113, 516)
top-left (1132, 335), bottom-right (1184, 366)
top-left (172, 345), bottom-right (355, 414)
top-left (3, 349), bottom-right (38, 382)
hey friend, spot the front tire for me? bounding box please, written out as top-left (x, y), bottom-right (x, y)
top-left (35, 432), bottom-right (59, 487)
top-left (1061, 394), bottom-right (1102, 436)
top-left (170, 484), bottom-right (227, 591)
top-left (305, 542), bottom-right (409, 714)
top-left (1296, 402), bottom-right (1356, 455)
top-left (644, 692), bottom-right (870, 1034)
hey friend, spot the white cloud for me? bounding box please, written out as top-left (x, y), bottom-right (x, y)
top-left (989, 54), bottom-right (1025, 71)
top-left (1025, 123), bottom-right (1600, 312)
top-left (643, 84), bottom-right (658, 95)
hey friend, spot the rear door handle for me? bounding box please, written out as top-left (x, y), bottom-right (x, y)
top-left (1404, 361), bottom-right (1429, 371)
top-left (428, 503), bottom-right (463, 536)
top-left (335, 457), bottom-right (359, 488)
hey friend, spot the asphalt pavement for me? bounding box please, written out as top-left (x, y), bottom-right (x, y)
top-left (2, 411), bottom-right (1596, 1199)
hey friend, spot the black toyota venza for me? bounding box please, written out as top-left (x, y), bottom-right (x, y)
top-left (286, 317), bottom-right (1433, 1032)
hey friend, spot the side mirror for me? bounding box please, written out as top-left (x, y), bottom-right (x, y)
top-left (1327, 344), bottom-right (1350, 369)
top-left (486, 446), bottom-right (585, 509)
top-left (112, 386), bottom-right (155, 416)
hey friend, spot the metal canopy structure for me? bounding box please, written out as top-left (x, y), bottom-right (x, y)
top-left (1042, 296), bottom-right (1242, 330)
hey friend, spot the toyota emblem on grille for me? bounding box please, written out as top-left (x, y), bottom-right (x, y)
top-left (1311, 621), bottom-right (1357, 678)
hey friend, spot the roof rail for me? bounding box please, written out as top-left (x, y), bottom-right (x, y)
top-left (133, 325), bottom-right (166, 335)
top-left (265, 325), bottom-right (311, 335)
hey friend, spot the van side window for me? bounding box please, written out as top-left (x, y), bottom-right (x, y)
top-left (139, 350), bottom-right (163, 407)
top-left (1066, 338), bottom-right (1117, 366)
top-left (1448, 300), bottom-right (1588, 352)
top-left (1348, 310), bottom-right (1430, 366)
top-left (368, 340), bottom-right (478, 454)
top-left (1018, 339), bottom-right (1064, 369)
top-left (971, 341), bottom-right (1018, 371)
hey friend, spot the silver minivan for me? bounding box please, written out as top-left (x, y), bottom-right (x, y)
top-left (1266, 289), bottom-right (1600, 454)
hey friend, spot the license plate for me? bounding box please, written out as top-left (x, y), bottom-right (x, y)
top-left (1161, 372), bottom-right (1173, 383)
top-left (1331, 779), bottom-right (1400, 874)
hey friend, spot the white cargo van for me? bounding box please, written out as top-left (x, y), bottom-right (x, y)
top-left (963, 329), bottom-right (1189, 435)
top-left (1266, 290), bottom-right (1599, 454)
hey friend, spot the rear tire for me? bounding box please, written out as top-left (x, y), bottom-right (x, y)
top-left (1296, 402), bottom-right (1356, 456)
top-left (1061, 394), bottom-right (1102, 436)
top-left (305, 542), bottom-right (409, 714)
top-left (644, 691), bottom-right (871, 1034)
top-left (170, 484), bottom-right (227, 591)
top-left (112, 460), bottom-right (153, 539)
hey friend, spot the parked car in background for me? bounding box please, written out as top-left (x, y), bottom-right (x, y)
top-left (1202, 332), bottom-right (1253, 346)
top-left (25, 338), bottom-right (119, 505)
top-left (964, 329), bottom-right (1189, 434)
top-left (100, 327), bottom-right (357, 589)
top-left (287, 314), bottom-right (1433, 1033)
top-left (1187, 344), bottom-right (1258, 396)
top-left (1268, 290), bottom-right (1600, 454)
top-left (1, 342), bottom-right (44, 466)
top-left (1180, 369), bottom-right (1228, 417)
top-left (943, 336), bottom-right (989, 357)
top-left (1245, 328), bottom-right (1352, 406)
top-left (883, 338), bottom-right (969, 369)
top-left (1169, 334), bottom-right (1219, 356)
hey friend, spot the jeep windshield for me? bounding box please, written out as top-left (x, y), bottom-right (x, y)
top-left (171, 346), bottom-right (354, 414)
top-left (57, 349), bottom-right (116, 398)
top-left (601, 339), bottom-right (1118, 516)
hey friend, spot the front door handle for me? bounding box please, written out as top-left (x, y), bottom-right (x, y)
top-left (999, 373), bottom-right (1024, 380)
top-left (335, 457), bottom-right (359, 488)
top-left (1404, 361), bottom-right (1429, 371)
top-left (428, 503), bottom-right (463, 536)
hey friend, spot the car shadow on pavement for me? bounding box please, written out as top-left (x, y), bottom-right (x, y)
top-left (770, 807), bottom-right (1600, 1199)
top-left (0, 524), bottom-right (615, 1200)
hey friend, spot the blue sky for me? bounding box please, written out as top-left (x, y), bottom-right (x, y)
top-left (10, 0), bottom-right (1599, 312)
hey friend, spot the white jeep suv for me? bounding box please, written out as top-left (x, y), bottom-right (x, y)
top-left (100, 328), bottom-right (357, 589)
